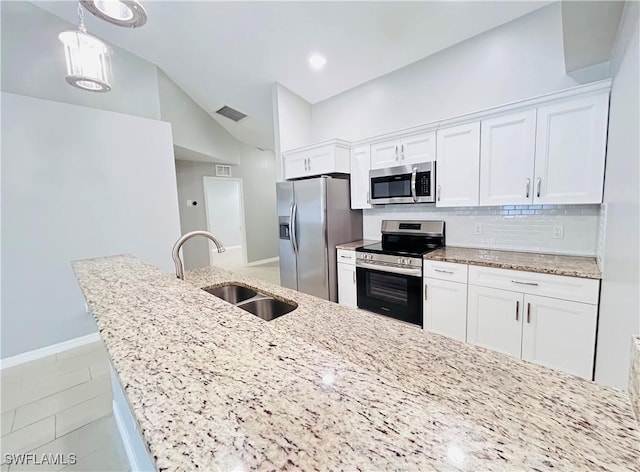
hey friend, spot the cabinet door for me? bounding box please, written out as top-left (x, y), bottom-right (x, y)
top-left (435, 122), bottom-right (480, 207)
top-left (350, 146), bottom-right (372, 209)
top-left (337, 263), bottom-right (357, 308)
top-left (533, 92), bottom-right (609, 204)
top-left (400, 132), bottom-right (436, 165)
top-left (307, 146), bottom-right (334, 175)
top-left (424, 278), bottom-right (467, 342)
top-left (284, 152), bottom-right (309, 180)
top-left (371, 139), bottom-right (400, 170)
top-left (480, 110), bottom-right (536, 206)
top-left (521, 295), bottom-right (597, 379)
top-left (467, 285), bottom-right (522, 358)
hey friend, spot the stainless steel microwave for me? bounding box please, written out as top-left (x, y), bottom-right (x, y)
top-left (369, 162), bottom-right (435, 204)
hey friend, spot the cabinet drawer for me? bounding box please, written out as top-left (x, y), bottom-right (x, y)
top-left (468, 265), bottom-right (599, 304)
top-left (424, 261), bottom-right (468, 283)
top-left (337, 249), bottom-right (356, 265)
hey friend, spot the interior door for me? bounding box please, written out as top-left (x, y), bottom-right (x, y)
top-left (294, 178), bottom-right (329, 299)
top-left (467, 285), bottom-right (523, 358)
top-left (521, 294), bottom-right (597, 379)
top-left (480, 110), bottom-right (536, 206)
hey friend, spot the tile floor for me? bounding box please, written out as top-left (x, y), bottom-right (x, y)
top-left (1, 342), bottom-right (128, 471)
top-left (232, 260), bottom-right (280, 286)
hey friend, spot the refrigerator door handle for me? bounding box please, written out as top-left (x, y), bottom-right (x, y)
top-left (290, 202), bottom-right (299, 254)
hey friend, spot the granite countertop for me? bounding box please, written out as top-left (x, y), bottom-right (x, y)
top-left (72, 255), bottom-right (638, 471)
top-left (426, 246), bottom-right (602, 279)
top-left (335, 239), bottom-right (378, 250)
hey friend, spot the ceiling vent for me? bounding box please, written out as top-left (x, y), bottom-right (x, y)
top-left (215, 105), bottom-right (247, 122)
top-left (215, 165), bottom-right (232, 177)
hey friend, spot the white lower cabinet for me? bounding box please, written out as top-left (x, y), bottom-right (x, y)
top-left (466, 265), bottom-right (599, 379)
top-left (467, 285), bottom-right (523, 358)
top-left (337, 249), bottom-right (357, 308)
top-left (423, 278), bottom-right (467, 342)
top-left (521, 294), bottom-right (597, 379)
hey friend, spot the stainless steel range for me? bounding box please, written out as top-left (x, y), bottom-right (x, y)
top-left (356, 220), bottom-right (445, 325)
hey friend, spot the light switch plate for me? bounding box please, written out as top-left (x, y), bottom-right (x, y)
top-left (552, 225), bottom-right (564, 239)
top-left (474, 223), bottom-right (483, 235)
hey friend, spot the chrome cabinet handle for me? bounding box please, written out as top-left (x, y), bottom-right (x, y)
top-left (437, 185), bottom-right (441, 202)
top-left (410, 167), bottom-right (417, 202)
top-left (340, 255), bottom-right (351, 259)
top-left (511, 279), bottom-right (539, 286)
top-left (515, 300), bottom-right (519, 321)
top-left (434, 268), bottom-right (454, 274)
top-left (525, 178), bottom-right (530, 198)
top-left (401, 144), bottom-right (405, 159)
top-left (527, 302), bottom-right (531, 323)
top-left (366, 191), bottom-right (370, 204)
top-left (424, 284), bottom-right (428, 301)
top-left (353, 270), bottom-right (356, 284)
top-left (304, 158), bottom-right (307, 171)
top-left (395, 145), bottom-right (399, 160)
top-left (536, 177), bottom-right (541, 198)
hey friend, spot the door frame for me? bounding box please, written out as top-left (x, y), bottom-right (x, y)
top-left (202, 176), bottom-right (248, 268)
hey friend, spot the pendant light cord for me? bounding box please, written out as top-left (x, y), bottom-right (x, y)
top-left (77, 2), bottom-right (87, 33)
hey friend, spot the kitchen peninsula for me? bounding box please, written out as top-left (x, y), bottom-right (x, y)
top-left (72, 255), bottom-right (639, 471)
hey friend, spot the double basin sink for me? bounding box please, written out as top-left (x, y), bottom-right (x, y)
top-left (202, 284), bottom-right (297, 321)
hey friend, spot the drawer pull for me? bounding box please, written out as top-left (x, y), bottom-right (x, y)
top-left (527, 302), bottom-right (531, 323)
top-left (515, 300), bottom-right (519, 321)
top-left (340, 255), bottom-right (352, 259)
top-left (511, 279), bottom-right (539, 287)
top-left (434, 268), bottom-right (454, 274)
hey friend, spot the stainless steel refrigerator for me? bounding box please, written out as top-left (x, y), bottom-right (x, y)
top-left (277, 176), bottom-right (362, 302)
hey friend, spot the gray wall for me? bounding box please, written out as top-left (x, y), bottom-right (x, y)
top-left (1, 2), bottom-right (161, 120)
top-left (157, 69), bottom-right (240, 164)
top-left (594, 2), bottom-right (640, 389)
top-left (1, 93), bottom-right (181, 359)
top-left (175, 146), bottom-right (278, 270)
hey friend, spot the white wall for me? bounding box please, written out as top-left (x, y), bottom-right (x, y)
top-left (594, 2), bottom-right (640, 389)
top-left (1, 2), bottom-right (161, 120)
top-left (1, 93), bottom-right (181, 359)
top-left (311, 3), bottom-right (577, 143)
top-left (157, 69), bottom-right (240, 165)
top-left (364, 204), bottom-right (600, 256)
top-left (272, 83), bottom-right (312, 181)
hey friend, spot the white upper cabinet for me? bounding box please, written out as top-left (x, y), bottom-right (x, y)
top-left (350, 146), bottom-right (372, 209)
top-left (435, 122), bottom-right (480, 207)
top-left (283, 141), bottom-right (350, 180)
top-left (370, 132), bottom-right (436, 170)
top-left (479, 110), bottom-right (537, 206)
top-left (533, 92), bottom-right (609, 204)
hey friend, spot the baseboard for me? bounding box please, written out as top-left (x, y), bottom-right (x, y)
top-left (246, 257), bottom-right (279, 267)
top-left (0, 332), bottom-right (101, 370)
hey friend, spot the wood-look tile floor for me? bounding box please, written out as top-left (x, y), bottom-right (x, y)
top-left (232, 260), bottom-right (281, 286)
top-left (1, 342), bottom-right (128, 471)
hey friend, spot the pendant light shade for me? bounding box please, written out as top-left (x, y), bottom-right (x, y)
top-left (80, 0), bottom-right (147, 28)
top-left (59, 4), bottom-right (112, 92)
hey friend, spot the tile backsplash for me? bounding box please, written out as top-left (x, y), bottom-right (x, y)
top-left (363, 204), bottom-right (601, 256)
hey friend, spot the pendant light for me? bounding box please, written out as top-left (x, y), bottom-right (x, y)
top-left (80, 0), bottom-right (147, 28)
top-left (58, 3), bottom-right (112, 92)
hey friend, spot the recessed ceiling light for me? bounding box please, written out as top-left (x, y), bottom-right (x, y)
top-left (80, 0), bottom-right (148, 28)
top-left (308, 54), bottom-right (327, 70)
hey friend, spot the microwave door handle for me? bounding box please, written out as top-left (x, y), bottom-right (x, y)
top-left (289, 202), bottom-right (298, 254)
top-left (411, 167), bottom-right (417, 202)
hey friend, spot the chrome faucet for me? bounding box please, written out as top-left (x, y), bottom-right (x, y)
top-left (172, 230), bottom-right (225, 280)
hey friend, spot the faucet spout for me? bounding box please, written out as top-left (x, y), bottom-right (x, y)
top-left (172, 230), bottom-right (225, 280)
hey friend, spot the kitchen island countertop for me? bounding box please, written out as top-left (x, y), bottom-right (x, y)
top-left (72, 255), bottom-right (638, 471)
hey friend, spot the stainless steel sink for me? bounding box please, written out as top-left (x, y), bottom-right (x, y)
top-left (236, 297), bottom-right (297, 321)
top-left (203, 284), bottom-right (257, 304)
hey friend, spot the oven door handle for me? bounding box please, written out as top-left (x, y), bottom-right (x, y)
top-left (410, 167), bottom-right (418, 203)
top-left (356, 260), bottom-right (422, 277)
